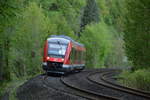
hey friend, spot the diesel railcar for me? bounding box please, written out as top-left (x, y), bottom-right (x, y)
top-left (42, 35), bottom-right (86, 74)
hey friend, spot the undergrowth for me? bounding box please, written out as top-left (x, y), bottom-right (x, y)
top-left (0, 76), bottom-right (31, 100)
top-left (119, 68), bottom-right (150, 92)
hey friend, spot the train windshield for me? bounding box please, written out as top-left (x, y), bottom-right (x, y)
top-left (48, 43), bottom-right (68, 58)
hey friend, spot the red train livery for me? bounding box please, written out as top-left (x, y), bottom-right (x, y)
top-left (42, 35), bottom-right (86, 74)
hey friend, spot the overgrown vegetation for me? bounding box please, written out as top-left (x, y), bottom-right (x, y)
top-left (0, 77), bottom-right (28, 100)
top-left (79, 0), bottom-right (127, 68)
top-left (119, 0), bottom-right (150, 91)
top-left (119, 69), bottom-right (150, 91)
top-left (124, 0), bottom-right (150, 70)
top-left (80, 22), bottom-right (113, 68)
top-left (0, 0), bottom-right (149, 97)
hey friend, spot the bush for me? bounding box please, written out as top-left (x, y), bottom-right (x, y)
top-left (119, 69), bottom-right (150, 91)
top-left (80, 21), bottom-right (112, 68)
top-left (105, 37), bottom-right (128, 68)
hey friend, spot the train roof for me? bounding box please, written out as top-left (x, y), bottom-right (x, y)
top-left (49, 35), bottom-right (84, 47)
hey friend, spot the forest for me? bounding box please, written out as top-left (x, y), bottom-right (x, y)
top-left (0, 0), bottom-right (150, 97)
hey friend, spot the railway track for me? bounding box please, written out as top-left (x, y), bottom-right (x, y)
top-left (61, 74), bottom-right (119, 100)
top-left (42, 69), bottom-right (150, 100)
top-left (87, 70), bottom-right (150, 100)
top-left (42, 75), bottom-right (91, 100)
top-left (42, 70), bottom-right (119, 100)
top-left (43, 71), bottom-right (119, 100)
top-left (61, 70), bottom-right (122, 100)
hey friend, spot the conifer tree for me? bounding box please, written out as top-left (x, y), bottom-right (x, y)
top-left (80, 0), bottom-right (100, 33)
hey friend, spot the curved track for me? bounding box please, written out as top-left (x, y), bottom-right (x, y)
top-left (87, 70), bottom-right (150, 100)
top-left (41, 68), bottom-right (150, 100)
top-left (61, 69), bottom-right (121, 100)
top-left (42, 74), bottom-right (91, 100)
top-left (61, 72), bottom-right (119, 100)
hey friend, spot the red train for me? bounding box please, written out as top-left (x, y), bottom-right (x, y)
top-left (42, 35), bottom-right (86, 74)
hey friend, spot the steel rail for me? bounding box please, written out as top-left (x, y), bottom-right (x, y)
top-left (42, 75), bottom-right (94, 100)
top-left (61, 75), bottom-right (119, 100)
top-left (87, 70), bottom-right (150, 99)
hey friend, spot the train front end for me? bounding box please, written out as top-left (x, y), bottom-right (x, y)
top-left (42, 37), bottom-right (71, 74)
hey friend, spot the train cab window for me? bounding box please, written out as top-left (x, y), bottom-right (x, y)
top-left (48, 43), bottom-right (68, 58)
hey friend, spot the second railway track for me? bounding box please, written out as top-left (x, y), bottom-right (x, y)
top-left (61, 72), bottom-right (119, 100)
top-left (87, 70), bottom-right (150, 100)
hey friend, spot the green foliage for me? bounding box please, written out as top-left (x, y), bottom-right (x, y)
top-left (45, 12), bottom-right (74, 36)
top-left (124, 0), bottom-right (150, 69)
top-left (0, 0), bottom-right (130, 82)
top-left (79, 0), bottom-right (127, 68)
top-left (96, 0), bottom-right (126, 33)
top-left (80, 22), bottom-right (112, 68)
top-left (105, 34), bottom-right (128, 68)
top-left (8, 1), bottom-right (80, 78)
top-left (0, 0), bottom-right (22, 81)
top-left (119, 69), bottom-right (150, 91)
top-left (80, 0), bottom-right (99, 31)
top-left (0, 0), bottom-right (85, 82)
top-left (10, 2), bottom-right (49, 77)
top-left (39, 0), bottom-right (86, 34)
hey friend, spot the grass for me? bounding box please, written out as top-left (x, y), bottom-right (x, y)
top-left (0, 77), bottom-right (28, 100)
top-left (0, 72), bottom-right (42, 100)
top-left (118, 68), bottom-right (150, 92)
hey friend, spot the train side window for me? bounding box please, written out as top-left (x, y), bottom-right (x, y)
top-left (82, 51), bottom-right (84, 62)
top-left (83, 51), bottom-right (86, 62)
top-left (74, 49), bottom-right (76, 63)
top-left (70, 50), bottom-right (73, 64)
top-left (79, 50), bottom-right (82, 63)
top-left (78, 50), bottom-right (80, 63)
top-left (77, 50), bottom-right (79, 63)
top-left (72, 47), bottom-right (76, 63)
top-left (81, 51), bottom-right (83, 62)
top-left (79, 51), bottom-right (82, 63)
top-left (75, 48), bottom-right (78, 63)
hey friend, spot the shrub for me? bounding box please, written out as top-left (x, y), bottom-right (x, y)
top-left (80, 21), bottom-right (112, 68)
top-left (119, 69), bottom-right (150, 91)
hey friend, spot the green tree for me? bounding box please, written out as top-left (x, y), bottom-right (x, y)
top-left (124, 0), bottom-right (150, 70)
top-left (10, 2), bottom-right (49, 77)
top-left (80, 0), bottom-right (99, 33)
top-left (80, 22), bottom-right (112, 68)
top-left (37, 0), bottom-right (86, 36)
top-left (0, 0), bottom-right (21, 81)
